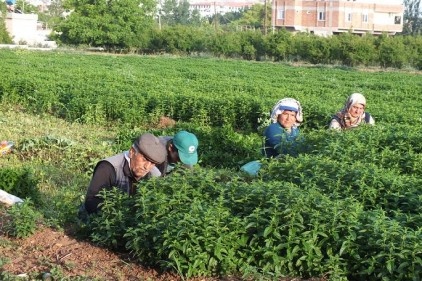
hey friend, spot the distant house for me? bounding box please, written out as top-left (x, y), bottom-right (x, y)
top-left (4, 12), bottom-right (56, 47)
top-left (271, 0), bottom-right (404, 36)
top-left (189, 0), bottom-right (264, 18)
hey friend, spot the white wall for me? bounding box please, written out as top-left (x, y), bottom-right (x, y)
top-left (5, 13), bottom-right (38, 44)
top-left (4, 12), bottom-right (55, 46)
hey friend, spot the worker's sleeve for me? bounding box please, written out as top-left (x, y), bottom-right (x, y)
top-left (84, 161), bottom-right (116, 214)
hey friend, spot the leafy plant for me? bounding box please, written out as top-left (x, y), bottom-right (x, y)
top-left (0, 167), bottom-right (41, 205)
top-left (4, 199), bottom-right (41, 238)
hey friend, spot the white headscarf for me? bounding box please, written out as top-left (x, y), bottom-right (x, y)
top-left (334, 93), bottom-right (368, 129)
top-left (343, 93), bottom-right (366, 112)
top-left (270, 98), bottom-right (303, 125)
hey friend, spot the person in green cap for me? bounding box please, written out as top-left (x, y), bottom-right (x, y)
top-left (81, 133), bottom-right (167, 215)
top-left (150, 130), bottom-right (199, 177)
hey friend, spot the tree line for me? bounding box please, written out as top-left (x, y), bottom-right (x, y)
top-left (1, 0), bottom-right (422, 70)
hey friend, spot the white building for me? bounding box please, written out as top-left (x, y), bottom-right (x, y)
top-left (189, 0), bottom-right (265, 18)
top-left (4, 12), bottom-right (56, 47)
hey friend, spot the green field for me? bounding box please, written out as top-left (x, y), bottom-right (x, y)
top-left (0, 50), bottom-right (421, 280)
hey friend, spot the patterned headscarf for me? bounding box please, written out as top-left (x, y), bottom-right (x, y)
top-left (336, 93), bottom-right (367, 129)
top-left (270, 98), bottom-right (303, 126)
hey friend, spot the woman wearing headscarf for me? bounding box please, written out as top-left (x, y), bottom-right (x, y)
top-left (329, 93), bottom-right (375, 130)
top-left (262, 98), bottom-right (303, 158)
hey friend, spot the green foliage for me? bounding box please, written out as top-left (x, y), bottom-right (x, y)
top-left (155, 25), bottom-right (207, 54)
top-left (160, 0), bottom-right (200, 27)
top-left (233, 4), bottom-right (270, 30)
top-left (377, 35), bottom-right (407, 68)
top-left (402, 0), bottom-right (422, 35)
top-left (208, 31), bottom-right (242, 58)
top-left (37, 0), bottom-right (66, 30)
top-left (210, 10), bottom-right (243, 26)
top-left (1, 50), bottom-right (421, 131)
top-left (114, 123), bottom-right (262, 169)
top-left (14, 0), bottom-right (37, 13)
top-left (330, 32), bottom-right (377, 67)
top-left (265, 28), bottom-right (292, 61)
top-left (238, 30), bottom-right (266, 60)
top-left (4, 199), bottom-right (41, 238)
top-left (54, 0), bottom-right (156, 49)
top-left (124, 169), bottom-right (249, 276)
top-left (1, 51), bottom-right (422, 280)
top-left (86, 165), bottom-right (422, 280)
top-left (0, 167), bottom-right (41, 204)
top-left (17, 135), bottom-right (100, 176)
top-left (0, 4), bottom-right (13, 44)
top-left (5, 0), bottom-right (413, 68)
top-left (87, 187), bottom-right (136, 249)
top-left (195, 125), bottom-right (261, 168)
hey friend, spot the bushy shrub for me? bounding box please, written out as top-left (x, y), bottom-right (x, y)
top-left (0, 4), bottom-right (12, 44)
top-left (0, 167), bottom-right (41, 204)
top-left (4, 199), bottom-right (41, 238)
top-left (377, 35), bottom-right (407, 68)
top-left (265, 28), bottom-right (293, 61)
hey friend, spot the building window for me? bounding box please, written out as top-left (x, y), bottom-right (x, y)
top-left (362, 13), bottom-right (368, 22)
top-left (318, 11), bottom-right (326, 21)
top-left (395, 16), bottom-right (401, 24)
top-left (347, 13), bottom-right (352, 22)
top-left (277, 8), bottom-right (285, 20)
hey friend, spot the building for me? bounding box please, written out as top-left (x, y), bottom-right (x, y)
top-left (189, 0), bottom-right (264, 18)
top-left (4, 12), bottom-right (56, 47)
top-left (272, 0), bottom-right (404, 36)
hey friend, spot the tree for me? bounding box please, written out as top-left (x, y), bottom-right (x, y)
top-left (54, 0), bottom-right (156, 49)
top-left (160, 0), bottom-right (200, 26)
top-left (208, 10), bottom-right (243, 26)
top-left (0, 3), bottom-right (13, 43)
top-left (14, 0), bottom-right (38, 14)
top-left (403, 0), bottom-right (422, 35)
top-left (231, 4), bottom-right (271, 32)
top-left (37, 0), bottom-right (66, 30)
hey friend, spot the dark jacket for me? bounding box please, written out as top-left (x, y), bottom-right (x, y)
top-left (84, 152), bottom-right (148, 214)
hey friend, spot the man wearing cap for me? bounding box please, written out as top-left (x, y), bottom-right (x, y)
top-left (262, 98), bottom-right (303, 158)
top-left (82, 133), bottom-right (167, 214)
top-left (149, 130), bottom-right (199, 177)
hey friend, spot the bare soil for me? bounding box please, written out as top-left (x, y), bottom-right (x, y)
top-left (1, 225), bottom-right (188, 280)
top-left (1, 225), bottom-right (327, 281)
top-left (0, 220), bottom-right (327, 281)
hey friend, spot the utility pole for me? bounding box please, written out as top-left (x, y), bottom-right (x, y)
top-left (271, 0), bottom-right (275, 34)
top-left (158, 0), bottom-right (162, 30)
top-left (264, 0), bottom-right (267, 35)
top-left (214, 1), bottom-right (217, 32)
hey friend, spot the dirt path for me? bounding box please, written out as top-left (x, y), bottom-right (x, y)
top-left (1, 226), bottom-right (186, 280)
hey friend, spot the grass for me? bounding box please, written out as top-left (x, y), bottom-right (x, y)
top-left (0, 103), bottom-right (119, 228)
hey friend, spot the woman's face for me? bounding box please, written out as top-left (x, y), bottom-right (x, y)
top-left (348, 103), bottom-right (365, 118)
top-left (129, 148), bottom-right (156, 180)
top-left (277, 110), bottom-right (297, 129)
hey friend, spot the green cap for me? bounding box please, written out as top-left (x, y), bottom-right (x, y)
top-left (173, 130), bottom-right (198, 166)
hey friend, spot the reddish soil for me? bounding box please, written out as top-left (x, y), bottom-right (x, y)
top-left (0, 226), bottom-right (188, 280)
top-left (0, 204), bottom-right (325, 281)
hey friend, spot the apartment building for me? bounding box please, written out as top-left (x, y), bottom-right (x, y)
top-left (189, 0), bottom-right (264, 18)
top-left (272, 0), bottom-right (404, 35)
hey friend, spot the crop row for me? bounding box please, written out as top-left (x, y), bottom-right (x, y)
top-left (1, 50), bottom-right (421, 131)
top-left (1, 50), bottom-right (421, 280)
